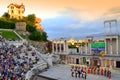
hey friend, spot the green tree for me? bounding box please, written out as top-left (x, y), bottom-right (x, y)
top-left (26, 25), bottom-right (36, 32)
top-left (81, 42), bottom-right (85, 46)
top-left (68, 44), bottom-right (77, 48)
top-left (41, 32), bottom-right (48, 41)
top-left (26, 14), bottom-right (36, 25)
top-left (29, 31), bottom-right (42, 41)
top-left (2, 12), bottom-right (10, 19)
top-left (0, 19), bottom-right (15, 29)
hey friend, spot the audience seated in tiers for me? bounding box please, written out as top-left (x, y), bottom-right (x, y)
top-left (0, 37), bottom-right (40, 80)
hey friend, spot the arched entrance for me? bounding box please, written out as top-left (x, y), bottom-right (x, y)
top-left (90, 57), bottom-right (101, 67)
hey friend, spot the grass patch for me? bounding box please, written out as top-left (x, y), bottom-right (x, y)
top-left (0, 30), bottom-right (20, 40)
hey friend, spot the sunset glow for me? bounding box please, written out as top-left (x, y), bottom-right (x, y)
top-left (1, 0), bottom-right (120, 39)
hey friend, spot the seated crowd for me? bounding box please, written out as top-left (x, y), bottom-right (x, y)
top-left (0, 37), bottom-right (40, 80)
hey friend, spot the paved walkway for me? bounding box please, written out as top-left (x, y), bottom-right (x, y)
top-left (39, 65), bottom-right (120, 80)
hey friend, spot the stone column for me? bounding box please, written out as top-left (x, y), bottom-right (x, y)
top-left (86, 45), bottom-right (87, 54)
top-left (116, 21), bottom-right (118, 34)
top-left (81, 45), bottom-right (82, 54)
top-left (70, 57), bottom-right (72, 64)
top-left (110, 22), bottom-right (112, 35)
top-left (110, 38), bottom-right (112, 54)
top-left (56, 42), bottom-right (58, 53)
top-left (116, 38), bottom-right (118, 55)
top-left (65, 41), bottom-right (68, 54)
top-left (78, 47), bottom-right (80, 53)
top-left (105, 39), bottom-right (107, 54)
top-left (52, 42), bottom-right (54, 53)
top-left (59, 42), bottom-right (61, 53)
top-left (104, 22), bottom-right (106, 36)
top-left (90, 43), bottom-right (91, 54)
top-left (114, 60), bottom-right (116, 68)
top-left (63, 42), bottom-right (66, 52)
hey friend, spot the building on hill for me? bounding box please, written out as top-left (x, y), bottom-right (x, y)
top-left (35, 18), bottom-right (44, 32)
top-left (8, 3), bottom-right (25, 19)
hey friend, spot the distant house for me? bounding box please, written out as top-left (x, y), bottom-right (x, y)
top-left (35, 18), bottom-right (44, 32)
top-left (8, 3), bottom-right (25, 19)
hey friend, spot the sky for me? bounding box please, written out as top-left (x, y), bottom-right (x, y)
top-left (0, 0), bottom-right (120, 40)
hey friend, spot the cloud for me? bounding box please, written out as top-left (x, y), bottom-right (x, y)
top-left (102, 7), bottom-right (120, 20)
top-left (107, 7), bottom-right (120, 14)
top-left (41, 13), bottom-right (105, 40)
top-left (41, 6), bottom-right (120, 40)
top-left (59, 7), bottom-right (100, 22)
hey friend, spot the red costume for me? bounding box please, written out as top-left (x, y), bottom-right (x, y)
top-left (88, 68), bottom-right (90, 74)
top-left (101, 69), bottom-right (103, 76)
top-left (94, 70), bottom-right (96, 75)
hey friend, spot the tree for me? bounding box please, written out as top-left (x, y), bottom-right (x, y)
top-left (81, 42), bottom-right (86, 46)
top-left (41, 32), bottom-right (48, 41)
top-left (26, 25), bottom-right (36, 32)
top-left (26, 14), bottom-right (36, 25)
top-left (29, 31), bottom-right (48, 41)
top-left (2, 12), bottom-right (10, 19)
top-left (29, 31), bottom-right (42, 41)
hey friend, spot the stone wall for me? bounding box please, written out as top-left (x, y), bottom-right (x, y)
top-left (28, 40), bottom-right (47, 54)
top-left (15, 22), bottom-right (26, 31)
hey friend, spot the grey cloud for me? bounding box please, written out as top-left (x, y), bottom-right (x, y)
top-left (103, 7), bottom-right (120, 19)
top-left (108, 7), bottom-right (120, 14)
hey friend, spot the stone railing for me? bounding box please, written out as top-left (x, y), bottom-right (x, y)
top-left (25, 45), bottom-right (50, 80)
top-left (25, 62), bottom-right (47, 80)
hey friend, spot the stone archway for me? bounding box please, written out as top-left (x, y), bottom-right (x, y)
top-left (90, 57), bottom-right (101, 67)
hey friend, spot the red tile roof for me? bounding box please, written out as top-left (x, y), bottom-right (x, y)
top-left (8, 3), bottom-right (25, 9)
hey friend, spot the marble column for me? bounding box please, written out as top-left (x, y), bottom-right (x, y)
top-left (52, 42), bottom-right (54, 53)
top-left (104, 22), bottom-right (106, 36)
top-left (116, 38), bottom-right (118, 55)
top-left (86, 45), bottom-right (87, 54)
top-left (59, 42), bottom-right (61, 53)
top-left (105, 39), bottom-right (107, 54)
top-left (110, 22), bottom-right (112, 35)
top-left (56, 42), bottom-right (58, 53)
top-left (63, 42), bottom-right (66, 52)
top-left (90, 43), bottom-right (91, 54)
top-left (114, 60), bottom-right (116, 68)
top-left (110, 38), bottom-right (112, 54)
top-left (81, 45), bottom-right (82, 54)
